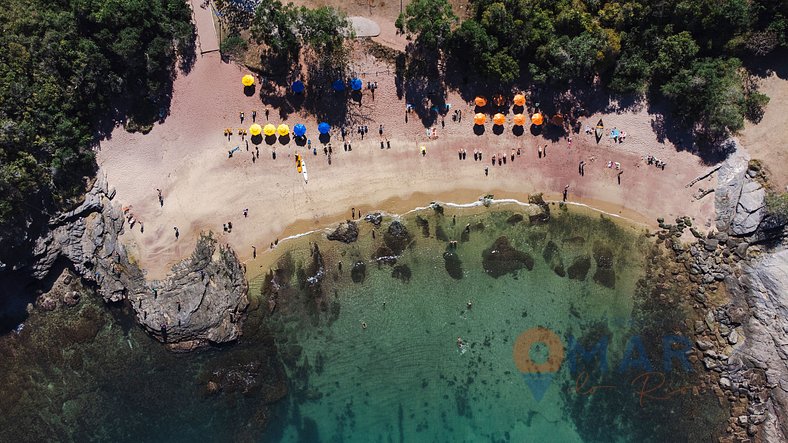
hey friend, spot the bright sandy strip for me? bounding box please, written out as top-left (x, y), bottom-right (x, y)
top-left (96, 5), bottom-right (721, 280)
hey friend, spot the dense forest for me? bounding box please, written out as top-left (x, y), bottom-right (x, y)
top-left (0, 0), bottom-right (194, 262)
top-left (399, 0), bottom-right (786, 139)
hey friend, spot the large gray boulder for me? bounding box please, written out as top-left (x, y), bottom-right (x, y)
top-left (732, 181), bottom-right (766, 236)
top-left (733, 248), bottom-right (788, 441)
top-left (715, 146), bottom-right (750, 233)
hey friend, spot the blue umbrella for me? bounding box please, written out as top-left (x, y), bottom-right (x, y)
top-left (293, 123), bottom-right (306, 137)
top-left (332, 80), bottom-right (345, 92)
top-left (291, 80), bottom-right (305, 94)
top-left (350, 78), bottom-right (363, 91)
top-left (318, 122), bottom-right (331, 134)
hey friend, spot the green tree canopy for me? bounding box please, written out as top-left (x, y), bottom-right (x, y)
top-left (396, 0), bottom-right (457, 48)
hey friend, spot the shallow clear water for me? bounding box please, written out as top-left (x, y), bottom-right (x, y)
top-left (0, 203), bottom-right (727, 442)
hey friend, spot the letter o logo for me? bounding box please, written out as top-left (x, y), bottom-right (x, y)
top-left (513, 327), bottom-right (565, 373)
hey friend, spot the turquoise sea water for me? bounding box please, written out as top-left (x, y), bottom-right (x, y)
top-left (0, 203), bottom-right (727, 442)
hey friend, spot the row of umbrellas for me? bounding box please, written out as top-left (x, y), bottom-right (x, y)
top-left (473, 112), bottom-right (544, 126)
top-left (241, 74), bottom-right (365, 93)
top-left (248, 122), bottom-right (331, 137)
top-left (475, 94), bottom-right (526, 108)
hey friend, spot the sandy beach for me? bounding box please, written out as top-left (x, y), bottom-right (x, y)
top-left (97, 4), bottom-right (723, 280)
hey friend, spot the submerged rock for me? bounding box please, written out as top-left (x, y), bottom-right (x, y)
top-left (506, 214), bottom-right (524, 225)
top-left (384, 220), bottom-right (413, 255)
top-left (415, 215), bottom-right (430, 237)
top-left (542, 240), bottom-right (566, 277)
top-left (567, 256), bottom-right (591, 281)
top-left (443, 250), bottom-right (463, 279)
top-left (391, 265), bottom-right (412, 283)
top-left (351, 261), bottom-right (366, 283)
top-left (482, 236), bottom-right (534, 278)
top-left (327, 221), bottom-right (358, 243)
top-left (373, 246), bottom-right (398, 265)
top-left (435, 225), bottom-right (449, 242)
top-left (592, 242), bottom-right (616, 288)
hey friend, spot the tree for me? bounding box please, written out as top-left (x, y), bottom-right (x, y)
top-left (396, 0), bottom-right (457, 49)
top-left (651, 31), bottom-right (700, 80)
top-left (250, 0), bottom-right (300, 59)
top-left (661, 58), bottom-right (747, 137)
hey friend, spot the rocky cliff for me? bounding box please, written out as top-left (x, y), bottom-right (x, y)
top-left (29, 175), bottom-right (248, 351)
top-left (714, 146), bottom-right (788, 441)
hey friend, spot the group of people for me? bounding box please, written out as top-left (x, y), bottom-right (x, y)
top-left (646, 155), bottom-right (667, 170)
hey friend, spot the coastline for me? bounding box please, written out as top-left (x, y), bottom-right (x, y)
top-left (243, 194), bottom-right (653, 281)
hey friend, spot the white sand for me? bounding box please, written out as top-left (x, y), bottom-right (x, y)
top-left (97, 4), bottom-right (722, 280)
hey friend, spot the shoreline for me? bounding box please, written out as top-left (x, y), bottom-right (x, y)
top-left (244, 194), bottom-right (653, 281)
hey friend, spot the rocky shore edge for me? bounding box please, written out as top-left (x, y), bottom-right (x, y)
top-left (655, 147), bottom-right (788, 442)
top-left (29, 175), bottom-right (248, 352)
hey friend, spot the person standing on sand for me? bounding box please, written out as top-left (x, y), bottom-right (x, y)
top-left (563, 185), bottom-right (569, 202)
top-left (240, 112), bottom-right (244, 123)
top-left (618, 170), bottom-right (623, 185)
top-left (173, 226), bottom-right (179, 239)
top-left (252, 246), bottom-right (256, 259)
top-left (243, 208), bottom-right (248, 218)
top-left (352, 208), bottom-right (355, 219)
top-left (265, 108), bottom-right (269, 120)
top-left (538, 146), bottom-right (542, 159)
top-left (157, 188), bottom-right (163, 207)
top-left (485, 167), bottom-right (489, 176)
top-left (252, 110), bottom-right (256, 122)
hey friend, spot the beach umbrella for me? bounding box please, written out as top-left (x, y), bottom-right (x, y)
top-left (277, 124), bottom-right (290, 137)
top-left (318, 122), bottom-right (331, 134)
top-left (263, 124), bottom-right (276, 136)
top-left (512, 114), bottom-right (526, 126)
top-left (242, 74), bottom-right (254, 87)
top-left (493, 113), bottom-right (506, 126)
top-left (513, 94), bottom-right (526, 107)
top-left (531, 113), bottom-right (544, 126)
top-left (291, 80), bottom-right (305, 94)
top-left (474, 96), bottom-right (487, 107)
top-left (473, 113), bottom-right (486, 125)
top-left (350, 78), bottom-right (363, 91)
top-left (249, 123), bottom-right (262, 136)
top-left (332, 80), bottom-right (345, 92)
top-left (293, 123), bottom-right (306, 137)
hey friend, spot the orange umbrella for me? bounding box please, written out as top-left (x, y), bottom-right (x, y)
top-left (513, 94), bottom-right (526, 107)
top-left (493, 94), bottom-right (505, 106)
top-left (531, 113), bottom-right (544, 125)
top-left (493, 113), bottom-right (506, 126)
top-left (474, 96), bottom-right (487, 107)
top-left (474, 113), bottom-right (486, 125)
top-left (513, 114), bottom-right (526, 126)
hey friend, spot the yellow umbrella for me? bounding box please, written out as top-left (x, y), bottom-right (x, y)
top-left (493, 113), bottom-right (506, 126)
top-left (513, 94), bottom-right (526, 107)
top-left (263, 124), bottom-right (276, 136)
top-left (531, 113), bottom-right (544, 125)
top-left (242, 74), bottom-right (254, 87)
top-left (473, 113), bottom-right (486, 125)
top-left (249, 123), bottom-right (262, 136)
top-left (474, 96), bottom-right (487, 107)
top-left (513, 114), bottom-right (526, 126)
top-left (277, 124), bottom-right (290, 137)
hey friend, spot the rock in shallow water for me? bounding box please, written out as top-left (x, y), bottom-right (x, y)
top-left (351, 261), bottom-right (366, 283)
top-left (482, 236), bottom-right (534, 278)
top-left (327, 221), bottom-right (358, 243)
top-left (384, 221), bottom-right (413, 255)
top-left (443, 250), bottom-right (463, 279)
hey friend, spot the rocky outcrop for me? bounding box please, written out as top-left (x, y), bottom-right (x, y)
top-left (327, 221), bottom-right (358, 243)
top-left (482, 236), bottom-right (534, 278)
top-left (383, 220), bottom-right (413, 255)
top-left (730, 247), bottom-right (788, 442)
top-left (28, 175), bottom-right (249, 351)
top-left (715, 147), bottom-right (774, 237)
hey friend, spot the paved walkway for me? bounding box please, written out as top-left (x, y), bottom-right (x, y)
top-left (190, 0), bottom-right (220, 53)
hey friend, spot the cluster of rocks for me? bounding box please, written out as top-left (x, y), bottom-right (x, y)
top-left (654, 147), bottom-right (788, 441)
top-left (28, 175), bottom-right (250, 351)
